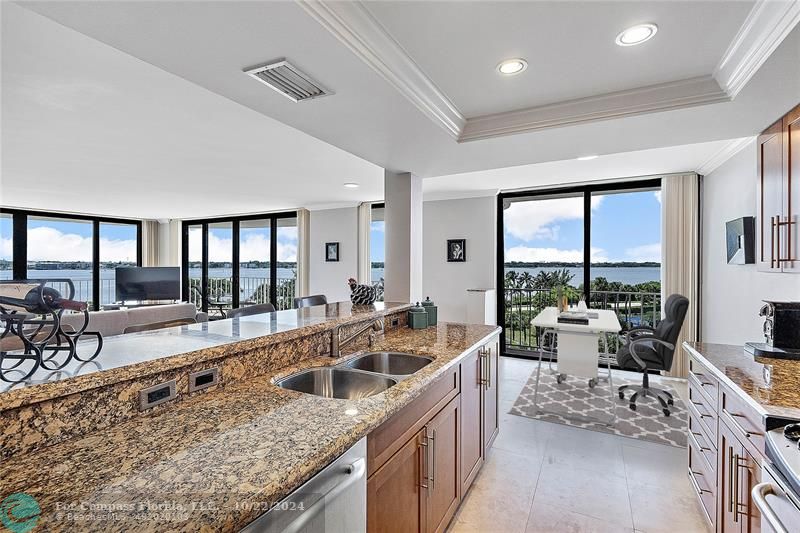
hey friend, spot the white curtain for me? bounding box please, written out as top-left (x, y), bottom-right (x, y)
top-left (661, 173), bottom-right (699, 378)
top-left (357, 203), bottom-right (372, 283)
top-left (141, 220), bottom-right (160, 267)
top-left (296, 208), bottom-right (310, 298)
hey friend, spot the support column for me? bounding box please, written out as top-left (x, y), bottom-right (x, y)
top-left (384, 170), bottom-right (423, 303)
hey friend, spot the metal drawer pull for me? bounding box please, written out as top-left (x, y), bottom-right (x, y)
top-left (723, 409), bottom-right (764, 439)
top-left (428, 429), bottom-right (436, 491)
top-left (689, 470), bottom-right (709, 495)
top-left (728, 448), bottom-right (734, 513)
top-left (691, 401), bottom-right (713, 418)
top-left (752, 482), bottom-right (790, 533)
top-left (419, 436), bottom-right (429, 490)
top-left (689, 431), bottom-right (711, 452)
top-left (733, 452), bottom-right (740, 523)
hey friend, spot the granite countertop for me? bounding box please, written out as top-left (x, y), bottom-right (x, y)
top-left (684, 342), bottom-right (800, 420)
top-left (0, 302), bottom-right (412, 410)
top-left (0, 322), bottom-right (501, 532)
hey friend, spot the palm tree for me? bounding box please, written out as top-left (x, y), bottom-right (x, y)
top-left (519, 271), bottom-right (534, 289)
top-left (505, 270), bottom-right (519, 289)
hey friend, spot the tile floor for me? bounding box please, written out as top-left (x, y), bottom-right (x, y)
top-left (448, 356), bottom-right (711, 533)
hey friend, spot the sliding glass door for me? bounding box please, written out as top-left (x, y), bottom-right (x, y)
top-left (182, 212), bottom-right (297, 315)
top-left (498, 180), bottom-right (662, 358)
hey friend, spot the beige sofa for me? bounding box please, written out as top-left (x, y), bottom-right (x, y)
top-left (1, 304), bottom-right (207, 351)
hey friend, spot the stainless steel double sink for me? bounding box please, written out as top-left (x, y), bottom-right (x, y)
top-left (276, 352), bottom-right (433, 400)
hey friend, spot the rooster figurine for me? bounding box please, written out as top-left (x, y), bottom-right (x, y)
top-left (348, 278), bottom-right (377, 305)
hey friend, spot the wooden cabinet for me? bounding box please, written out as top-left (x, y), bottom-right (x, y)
top-left (718, 422), bottom-right (762, 533)
top-left (757, 103), bottom-right (800, 273)
top-left (482, 341), bottom-right (499, 452)
top-left (460, 349), bottom-right (483, 493)
top-left (368, 430), bottom-right (426, 533)
top-left (425, 396), bottom-right (460, 533)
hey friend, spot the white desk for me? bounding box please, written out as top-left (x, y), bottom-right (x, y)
top-left (530, 307), bottom-right (622, 424)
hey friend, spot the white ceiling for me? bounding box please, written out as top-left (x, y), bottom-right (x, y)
top-left (365, 1), bottom-right (753, 116)
top-left (0, 3), bottom-right (383, 220)
top-left (2, 1), bottom-right (799, 219)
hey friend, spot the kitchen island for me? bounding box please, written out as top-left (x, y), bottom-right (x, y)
top-left (0, 304), bottom-right (500, 532)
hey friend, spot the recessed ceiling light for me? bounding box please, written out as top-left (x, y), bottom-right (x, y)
top-left (343, 182), bottom-right (359, 189)
top-left (497, 58), bottom-right (528, 75)
top-left (615, 23), bottom-right (658, 46)
top-left (577, 155), bottom-right (599, 161)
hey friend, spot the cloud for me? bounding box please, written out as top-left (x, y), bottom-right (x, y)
top-left (6, 227), bottom-right (136, 262)
top-left (504, 196), bottom-right (602, 242)
top-left (654, 191), bottom-right (662, 204)
top-left (624, 242), bottom-right (661, 262)
top-left (506, 245), bottom-right (608, 263)
top-left (189, 226), bottom-right (298, 263)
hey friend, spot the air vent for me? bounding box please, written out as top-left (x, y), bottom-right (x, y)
top-left (244, 59), bottom-right (332, 102)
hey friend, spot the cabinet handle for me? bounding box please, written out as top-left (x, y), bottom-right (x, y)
top-left (723, 409), bottom-right (763, 439)
top-left (478, 347), bottom-right (488, 386)
top-left (771, 215), bottom-right (777, 268)
top-left (486, 346), bottom-right (492, 387)
top-left (689, 470), bottom-right (709, 495)
top-left (728, 447), bottom-right (735, 513)
top-left (733, 453), bottom-right (740, 523)
top-left (691, 401), bottom-right (713, 418)
top-left (419, 434), bottom-right (429, 490)
top-left (689, 431), bottom-right (711, 452)
top-left (428, 429), bottom-right (436, 492)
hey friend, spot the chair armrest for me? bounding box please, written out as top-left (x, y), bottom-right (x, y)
top-left (628, 336), bottom-right (675, 370)
top-left (624, 326), bottom-right (655, 344)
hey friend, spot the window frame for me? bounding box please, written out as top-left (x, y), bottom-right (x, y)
top-left (496, 178), bottom-right (662, 357)
top-left (181, 211), bottom-right (297, 312)
top-left (0, 207), bottom-right (143, 311)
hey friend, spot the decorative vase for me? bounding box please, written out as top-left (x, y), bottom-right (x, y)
top-left (348, 278), bottom-right (377, 305)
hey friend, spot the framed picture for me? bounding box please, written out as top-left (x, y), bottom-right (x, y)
top-left (325, 242), bottom-right (340, 262)
top-left (726, 217), bottom-right (755, 264)
top-left (447, 239), bottom-right (466, 262)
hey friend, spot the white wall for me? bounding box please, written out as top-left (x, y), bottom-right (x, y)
top-left (309, 207), bottom-right (358, 302)
top-left (702, 145), bottom-right (800, 345)
top-left (423, 196), bottom-right (497, 323)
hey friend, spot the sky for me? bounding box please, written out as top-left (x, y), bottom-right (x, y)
top-left (504, 190), bottom-right (661, 263)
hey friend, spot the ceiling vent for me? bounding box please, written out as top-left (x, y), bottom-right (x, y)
top-left (244, 59), bottom-right (332, 103)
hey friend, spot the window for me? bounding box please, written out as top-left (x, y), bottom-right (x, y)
top-left (182, 212), bottom-right (297, 314)
top-left (498, 180), bottom-right (661, 357)
top-left (370, 204), bottom-right (385, 301)
top-left (99, 222), bottom-right (138, 306)
top-left (0, 209), bottom-right (141, 310)
top-left (0, 214), bottom-right (11, 280)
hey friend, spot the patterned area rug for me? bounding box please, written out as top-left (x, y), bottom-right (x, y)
top-left (510, 368), bottom-right (688, 448)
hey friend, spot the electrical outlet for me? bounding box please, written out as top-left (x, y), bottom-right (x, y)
top-left (189, 367), bottom-right (220, 393)
top-left (139, 380), bottom-right (177, 410)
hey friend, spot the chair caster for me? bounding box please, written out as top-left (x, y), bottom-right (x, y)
top-left (629, 403), bottom-right (637, 411)
top-left (618, 391), bottom-right (625, 400)
top-left (663, 409), bottom-right (671, 417)
top-left (556, 374), bottom-right (565, 384)
top-left (588, 378), bottom-right (597, 388)
top-left (668, 399), bottom-right (674, 406)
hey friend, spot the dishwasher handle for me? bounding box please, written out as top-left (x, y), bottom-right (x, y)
top-left (752, 481), bottom-right (789, 533)
top-left (283, 458), bottom-right (366, 533)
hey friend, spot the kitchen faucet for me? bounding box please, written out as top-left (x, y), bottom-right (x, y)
top-left (331, 318), bottom-right (384, 357)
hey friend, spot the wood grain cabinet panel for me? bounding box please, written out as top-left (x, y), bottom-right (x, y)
top-left (483, 341), bottom-right (499, 453)
top-left (783, 106), bottom-right (800, 272)
top-left (460, 349), bottom-right (483, 494)
top-left (425, 397), bottom-right (460, 533)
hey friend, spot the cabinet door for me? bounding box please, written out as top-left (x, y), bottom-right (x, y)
top-left (718, 421), bottom-right (743, 533)
top-left (425, 396), bottom-right (460, 533)
top-left (757, 120), bottom-right (784, 272)
top-left (739, 447), bottom-right (762, 533)
top-left (367, 429), bottom-right (426, 533)
top-left (482, 342), bottom-right (499, 453)
top-left (460, 349), bottom-right (483, 494)
top-left (783, 106), bottom-right (800, 273)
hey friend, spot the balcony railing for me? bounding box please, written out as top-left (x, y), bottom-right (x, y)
top-left (188, 276), bottom-right (297, 314)
top-left (503, 288), bottom-right (662, 355)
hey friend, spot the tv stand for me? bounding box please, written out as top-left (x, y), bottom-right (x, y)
top-left (103, 300), bottom-right (183, 310)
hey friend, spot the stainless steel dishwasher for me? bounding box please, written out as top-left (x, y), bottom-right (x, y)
top-left (240, 437), bottom-right (366, 533)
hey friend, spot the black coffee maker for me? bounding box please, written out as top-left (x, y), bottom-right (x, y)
top-left (746, 301), bottom-right (800, 359)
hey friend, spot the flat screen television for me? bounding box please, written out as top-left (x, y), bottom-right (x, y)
top-left (115, 267), bottom-right (180, 302)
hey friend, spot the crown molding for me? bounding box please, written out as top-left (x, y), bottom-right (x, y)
top-left (459, 76), bottom-right (730, 142)
top-left (296, 0), bottom-right (465, 139)
top-left (299, 0), bottom-right (795, 143)
top-left (714, 0), bottom-right (800, 98)
top-left (696, 136), bottom-right (755, 176)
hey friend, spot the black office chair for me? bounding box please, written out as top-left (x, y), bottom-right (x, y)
top-left (616, 293), bottom-right (689, 417)
top-left (294, 295), bottom-right (327, 308)
top-left (226, 303), bottom-right (276, 319)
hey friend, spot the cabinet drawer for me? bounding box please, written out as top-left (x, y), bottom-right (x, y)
top-left (688, 357), bottom-right (718, 410)
top-left (720, 385), bottom-right (766, 458)
top-left (368, 367), bottom-right (459, 477)
top-left (688, 406), bottom-right (716, 474)
top-left (688, 380), bottom-right (717, 443)
top-left (688, 440), bottom-right (716, 529)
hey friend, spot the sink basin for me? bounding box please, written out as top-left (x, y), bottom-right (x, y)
top-left (276, 367), bottom-right (397, 399)
top-left (344, 352), bottom-right (433, 376)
